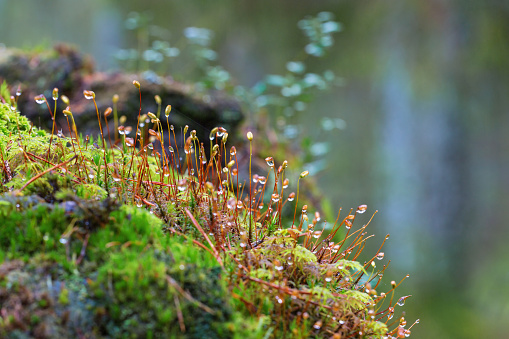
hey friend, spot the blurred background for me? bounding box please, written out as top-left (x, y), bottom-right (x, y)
top-left (1, 0), bottom-right (508, 337)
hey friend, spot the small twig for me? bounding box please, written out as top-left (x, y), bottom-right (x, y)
top-left (184, 208), bottom-right (223, 266)
top-left (168, 228), bottom-right (223, 268)
top-left (76, 233), bottom-right (90, 265)
top-left (166, 275), bottom-right (215, 314)
top-left (18, 155), bottom-right (77, 192)
top-left (174, 295), bottom-right (186, 333)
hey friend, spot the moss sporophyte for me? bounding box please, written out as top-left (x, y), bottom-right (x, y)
top-left (0, 81), bottom-right (417, 338)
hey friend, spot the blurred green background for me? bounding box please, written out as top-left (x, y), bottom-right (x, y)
top-left (2, 0), bottom-right (509, 337)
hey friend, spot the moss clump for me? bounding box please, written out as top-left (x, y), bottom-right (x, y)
top-left (0, 195), bottom-right (261, 338)
top-left (0, 98), bottom-right (41, 136)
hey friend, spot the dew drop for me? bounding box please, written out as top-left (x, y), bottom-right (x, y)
top-left (59, 238), bottom-right (68, 244)
top-left (271, 193), bottom-right (280, 202)
top-left (313, 320), bottom-right (322, 329)
top-left (282, 178), bottom-right (289, 188)
top-left (357, 204), bottom-right (367, 214)
top-left (387, 307), bottom-right (394, 319)
top-left (34, 95), bottom-right (45, 104)
top-left (376, 252), bottom-right (385, 260)
top-left (258, 176), bottom-right (266, 185)
top-left (344, 220), bottom-right (352, 230)
top-left (83, 90), bottom-right (95, 100)
top-left (397, 296), bottom-right (409, 306)
top-left (88, 173), bottom-right (95, 179)
top-left (287, 192), bottom-right (295, 201)
top-left (265, 157), bottom-right (274, 167)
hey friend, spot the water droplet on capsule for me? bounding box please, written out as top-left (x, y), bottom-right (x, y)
top-left (376, 252), bottom-right (385, 260)
top-left (313, 320), bottom-right (322, 329)
top-left (83, 90), bottom-right (95, 100)
top-left (287, 192), bottom-right (295, 201)
top-left (271, 193), bottom-right (280, 202)
top-left (34, 95), bottom-right (45, 104)
top-left (282, 178), bottom-right (289, 188)
top-left (357, 204), bottom-right (367, 213)
top-left (344, 220), bottom-right (352, 229)
top-left (265, 157), bottom-right (274, 167)
top-left (397, 296), bottom-right (410, 306)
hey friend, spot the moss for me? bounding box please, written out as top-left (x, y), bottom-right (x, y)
top-left (0, 101), bottom-right (38, 136)
top-left (0, 192), bottom-right (259, 338)
top-left (0, 80), bottom-right (415, 337)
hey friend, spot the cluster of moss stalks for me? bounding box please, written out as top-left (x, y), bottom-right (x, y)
top-left (0, 82), bottom-right (417, 338)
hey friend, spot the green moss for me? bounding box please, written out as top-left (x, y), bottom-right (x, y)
top-left (0, 196), bottom-right (70, 262)
top-left (0, 101), bottom-right (39, 136)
